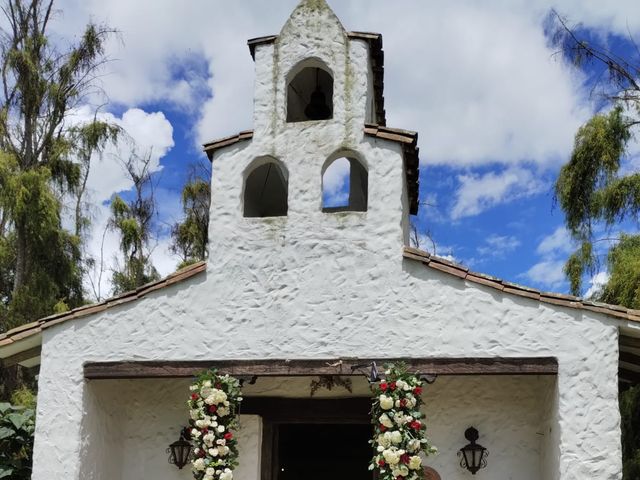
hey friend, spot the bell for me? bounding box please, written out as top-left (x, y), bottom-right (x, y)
top-left (304, 86), bottom-right (331, 120)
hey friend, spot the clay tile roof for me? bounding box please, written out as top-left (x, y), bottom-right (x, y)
top-left (203, 131), bottom-right (254, 160)
top-left (247, 31), bottom-right (386, 126)
top-left (364, 124), bottom-right (419, 215)
top-left (403, 246), bottom-right (640, 323)
top-left (0, 261), bottom-right (207, 355)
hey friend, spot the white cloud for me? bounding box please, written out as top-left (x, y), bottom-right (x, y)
top-left (522, 225), bottom-right (575, 290)
top-left (524, 259), bottom-right (566, 288)
top-left (477, 235), bottom-right (521, 258)
top-left (536, 226), bottom-right (574, 256)
top-left (584, 271), bottom-right (610, 299)
top-left (451, 167), bottom-right (545, 219)
top-left (51, 0), bottom-right (637, 165)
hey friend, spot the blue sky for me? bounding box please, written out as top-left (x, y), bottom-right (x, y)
top-left (51, 0), bottom-right (640, 299)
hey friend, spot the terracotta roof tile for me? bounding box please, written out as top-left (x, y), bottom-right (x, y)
top-left (402, 246), bottom-right (640, 324)
top-left (203, 131), bottom-right (254, 160)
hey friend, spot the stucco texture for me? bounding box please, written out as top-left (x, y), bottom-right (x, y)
top-left (31, 1), bottom-right (622, 479)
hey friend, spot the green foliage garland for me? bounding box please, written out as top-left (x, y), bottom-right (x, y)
top-left (188, 370), bottom-right (243, 480)
top-left (370, 363), bottom-right (437, 480)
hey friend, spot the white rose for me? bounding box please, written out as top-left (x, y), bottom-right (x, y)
top-left (190, 410), bottom-right (200, 420)
top-left (379, 395), bottom-right (394, 410)
top-left (407, 439), bottom-right (421, 453)
top-left (209, 448), bottom-right (219, 457)
top-left (206, 468), bottom-right (216, 475)
top-left (382, 449), bottom-right (400, 465)
top-left (220, 468), bottom-right (234, 480)
top-left (390, 430), bottom-right (403, 444)
top-left (216, 439), bottom-right (226, 446)
top-left (379, 414), bottom-right (394, 428)
top-left (409, 456), bottom-right (422, 470)
top-left (394, 414), bottom-right (407, 426)
top-left (203, 433), bottom-right (216, 447)
top-left (204, 476), bottom-right (213, 480)
top-left (377, 446), bottom-right (385, 452)
top-left (398, 465), bottom-right (409, 477)
top-left (377, 433), bottom-right (391, 448)
top-left (190, 385), bottom-right (198, 391)
top-left (193, 458), bottom-right (206, 471)
top-left (191, 428), bottom-right (201, 438)
top-left (201, 386), bottom-right (213, 398)
top-left (217, 425), bottom-right (225, 433)
top-left (218, 407), bottom-right (230, 417)
top-left (218, 445), bottom-right (230, 456)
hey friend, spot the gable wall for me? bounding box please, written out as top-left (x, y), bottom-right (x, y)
top-left (31, 243), bottom-right (621, 479)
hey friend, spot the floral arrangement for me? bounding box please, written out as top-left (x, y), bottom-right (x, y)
top-left (370, 363), bottom-right (437, 480)
top-left (188, 370), bottom-right (243, 480)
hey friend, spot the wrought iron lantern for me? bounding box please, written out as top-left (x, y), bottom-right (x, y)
top-left (458, 427), bottom-right (488, 475)
top-left (167, 429), bottom-right (192, 470)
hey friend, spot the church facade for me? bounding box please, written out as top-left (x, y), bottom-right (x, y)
top-left (1, 1), bottom-right (638, 479)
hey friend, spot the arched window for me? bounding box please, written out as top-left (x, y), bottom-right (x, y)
top-left (322, 156), bottom-right (368, 212)
top-left (244, 159), bottom-right (288, 218)
top-left (287, 60), bottom-right (334, 123)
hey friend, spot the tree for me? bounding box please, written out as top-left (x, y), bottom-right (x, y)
top-left (170, 171), bottom-right (210, 268)
top-left (109, 151), bottom-right (159, 294)
top-left (551, 11), bottom-right (640, 297)
top-left (0, 0), bottom-right (115, 329)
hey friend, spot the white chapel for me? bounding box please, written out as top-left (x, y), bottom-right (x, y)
top-left (1, 1), bottom-right (639, 479)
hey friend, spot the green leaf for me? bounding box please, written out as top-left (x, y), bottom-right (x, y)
top-left (0, 426), bottom-right (15, 440)
top-left (5, 413), bottom-right (26, 430)
top-left (0, 403), bottom-right (11, 414)
top-left (0, 467), bottom-right (14, 478)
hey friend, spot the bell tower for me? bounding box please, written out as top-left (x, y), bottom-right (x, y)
top-left (204, 0), bottom-right (419, 269)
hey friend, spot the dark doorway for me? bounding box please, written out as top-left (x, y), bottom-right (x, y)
top-left (276, 424), bottom-right (371, 480)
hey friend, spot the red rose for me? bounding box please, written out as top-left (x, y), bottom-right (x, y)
top-left (201, 428), bottom-right (208, 434)
top-left (399, 398), bottom-right (407, 408)
top-left (413, 386), bottom-right (423, 395)
top-left (379, 424), bottom-right (387, 432)
top-left (380, 382), bottom-right (388, 392)
top-left (209, 405), bottom-right (218, 413)
top-left (410, 420), bottom-right (421, 430)
top-left (215, 383), bottom-right (222, 388)
top-left (198, 449), bottom-right (206, 457)
top-left (224, 432), bottom-right (233, 440)
top-left (191, 393), bottom-right (199, 401)
top-left (401, 454), bottom-right (411, 464)
top-left (390, 382), bottom-right (397, 391)
top-left (378, 459), bottom-right (386, 467)
top-left (396, 476), bottom-right (405, 480)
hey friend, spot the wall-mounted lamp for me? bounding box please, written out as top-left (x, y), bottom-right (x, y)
top-left (167, 429), bottom-right (192, 470)
top-left (458, 427), bottom-right (488, 475)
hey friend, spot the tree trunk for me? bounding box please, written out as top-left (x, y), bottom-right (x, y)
top-left (13, 220), bottom-right (27, 294)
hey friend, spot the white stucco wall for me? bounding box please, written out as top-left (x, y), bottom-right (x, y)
top-left (31, 1), bottom-right (622, 479)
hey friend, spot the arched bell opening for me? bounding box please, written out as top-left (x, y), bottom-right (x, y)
top-left (322, 155), bottom-right (368, 213)
top-left (287, 61), bottom-right (334, 123)
top-left (244, 159), bottom-right (289, 218)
